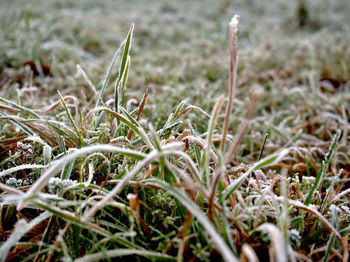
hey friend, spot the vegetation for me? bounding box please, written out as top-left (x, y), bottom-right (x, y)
top-left (0, 0), bottom-right (349, 261)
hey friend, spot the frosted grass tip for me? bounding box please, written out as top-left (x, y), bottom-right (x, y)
top-left (229, 15), bottom-right (239, 30)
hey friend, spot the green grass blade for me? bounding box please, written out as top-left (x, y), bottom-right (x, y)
top-left (60, 159), bottom-right (75, 180)
top-left (320, 168), bottom-right (342, 213)
top-left (322, 233), bottom-right (335, 262)
top-left (119, 55), bottom-right (130, 107)
top-left (88, 29), bottom-right (128, 134)
top-left (119, 106), bottom-right (142, 128)
top-left (90, 107), bottom-right (153, 148)
top-left (33, 201), bottom-right (110, 237)
top-left (96, 38), bottom-right (124, 108)
top-left (8, 119), bottom-right (36, 136)
top-left (304, 130), bottom-right (340, 206)
top-left (0, 112), bottom-right (37, 136)
top-left (0, 97), bottom-right (41, 119)
top-left (218, 181), bottom-right (237, 255)
top-left (202, 96), bottom-right (224, 187)
top-left (115, 24), bottom-right (134, 113)
top-left (76, 64), bottom-right (98, 98)
top-left (57, 90), bottom-right (85, 147)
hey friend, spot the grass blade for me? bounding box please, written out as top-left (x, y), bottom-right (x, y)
top-left (114, 24), bottom-right (134, 113)
top-left (76, 248), bottom-right (176, 262)
top-left (76, 64), bottom-right (98, 98)
top-left (18, 145), bottom-right (147, 209)
top-left (0, 212), bottom-right (51, 262)
top-left (304, 130), bottom-right (340, 206)
top-left (0, 97), bottom-right (41, 119)
top-left (220, 15), bottom-right (239, 153)
top-left (57, 90), bottom-right (85, 147)
top-left (256, 223), bottom-right (286, 262)
top-left (203, 96), bottom-right (224, 187)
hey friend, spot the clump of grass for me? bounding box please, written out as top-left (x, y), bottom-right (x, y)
top-left (0, 12), bottom-right (349, 262)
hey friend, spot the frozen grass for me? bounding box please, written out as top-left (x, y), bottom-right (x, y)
top-left (0, 0), bottom-right (350, 261)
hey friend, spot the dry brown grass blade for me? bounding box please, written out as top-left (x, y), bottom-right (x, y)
top-left (220, 15), bottom-right (239, 153)
top-left (177, 211), bottom-right (193, 262)
top-left (176, 105), bottom-right (222, 130)
top-left (38, 95), bottom-right (79, 114)
top-left (224, 88), bottom-right (260, 165)
top-left (0, 104), bottom-right (21, 113)
top-left (80, 152), bottom-right (110, 183)
top-left (182, 135), bottom-right (218, 164)
top-left (342, 233), bottom-right (349, 262)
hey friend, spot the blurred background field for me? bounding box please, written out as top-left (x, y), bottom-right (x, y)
top-left (1, 0), bottom-right (350, 165)
top-left (1, 0), bottom-right (349, 130)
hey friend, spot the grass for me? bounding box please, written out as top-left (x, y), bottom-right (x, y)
top-left (0, 0), bottom-right (349, 261)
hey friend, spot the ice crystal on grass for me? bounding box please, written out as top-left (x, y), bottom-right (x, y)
top-left (6, 177), bottom-right (32, 188)
top-left (47, 177), bottom-right (77, 194)
top-left (289, 229), bottom-right (301, 247)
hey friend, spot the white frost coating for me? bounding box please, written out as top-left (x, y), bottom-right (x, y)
top-left (229, 15), bottom-right (239, 31)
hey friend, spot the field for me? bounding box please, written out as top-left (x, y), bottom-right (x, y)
top-left (0, 0), bottom-right (349, 261)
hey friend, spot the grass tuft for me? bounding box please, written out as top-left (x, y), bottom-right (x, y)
top-left (1, 1), bottom-right (349, 261)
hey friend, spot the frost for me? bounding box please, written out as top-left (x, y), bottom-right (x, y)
top-left (229, 15), bottom-right (239, 31)
top-left (6, 177), bottom-right (32, 188)
top-left (289, 229), bottom-right (301, 242)
top-left (48, 177), bottom-right (77, 194)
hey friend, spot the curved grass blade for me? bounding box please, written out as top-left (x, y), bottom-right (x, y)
top-left (0, 164), bottom-right (48, 178)
top-left (81, 143), bottom-right (184, 221)
top-left (256, 223), bottom-right (286, 262)
top-left (18, 145), bottom-right (147, 210)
